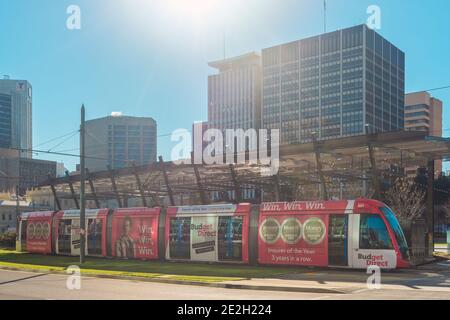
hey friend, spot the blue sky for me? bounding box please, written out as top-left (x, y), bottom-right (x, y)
top-left (0, 0), bottom-right (449, 171)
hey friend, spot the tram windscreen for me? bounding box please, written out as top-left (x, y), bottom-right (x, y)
top-left (380, 207), bottom-right (409, 260)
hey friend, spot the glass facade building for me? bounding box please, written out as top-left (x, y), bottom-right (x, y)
top-left (0, 79), bottom-right (33, 157)
top-left (208, 52), bottom-right (261, 132)
top-left (262, 24), bottom-right (405, 144)
top-left (0, 94), bottom-right (12, 148)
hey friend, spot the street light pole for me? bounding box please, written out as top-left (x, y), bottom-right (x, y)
top-left (79, 104), bottom-right (86, 264)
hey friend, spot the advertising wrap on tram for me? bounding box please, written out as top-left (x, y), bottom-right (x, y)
top-left (258, 202), bottom-right (332, 266)
top-left (165, 204), bottom-right (251, 263)
top-left (111, 207), bottom-right (160, 260)
top-left (258, 199), bottom-right (410, 269)
top-left (25, 211), bottom-right (55, 254)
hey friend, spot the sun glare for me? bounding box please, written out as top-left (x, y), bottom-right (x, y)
top-left (162, 0), bottom-right (219, 26)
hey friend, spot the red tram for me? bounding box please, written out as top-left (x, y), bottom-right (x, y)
top-left (17, 199), bottom-right (410, 269)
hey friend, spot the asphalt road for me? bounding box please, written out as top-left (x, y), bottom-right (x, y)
top-left (0, 268), bottom-right (449, 300)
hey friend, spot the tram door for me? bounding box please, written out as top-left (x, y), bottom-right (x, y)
top-left (328, 215), bottom-right (348, 266)
top-left (350, 214), bottom-right (398, 269)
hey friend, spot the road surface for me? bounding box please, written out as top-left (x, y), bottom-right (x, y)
top-left (0, 268), bottom-right (449, 300)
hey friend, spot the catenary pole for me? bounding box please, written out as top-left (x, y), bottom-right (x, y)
top-left (79, 104), bottom-right (86, 264)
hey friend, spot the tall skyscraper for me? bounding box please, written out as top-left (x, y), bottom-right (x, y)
top-left (0, 77), bottom-right (33, 157)
top-left (85, 114), bottom-right (157, 172)
top-left (405, 91), bottom-right (443, 174)
top-left (207, 52), bottom-right (261, 132)
top-left (261, 24), bottom-right (405, 144)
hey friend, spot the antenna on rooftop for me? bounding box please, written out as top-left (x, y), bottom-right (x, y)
top-left (223, 32), bottom-right (226, 60)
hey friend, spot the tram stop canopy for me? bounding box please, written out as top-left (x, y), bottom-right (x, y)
top-left (35, 130), bottom-right (450, 209)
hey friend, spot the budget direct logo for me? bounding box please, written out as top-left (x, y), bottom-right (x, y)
top-left (190, 223), bottom-right (217, 237)
top-left (302, 218), bottom-right (326, 245)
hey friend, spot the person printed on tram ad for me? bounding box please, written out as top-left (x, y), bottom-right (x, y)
top-left (115, 216), bottom-right (136, 259)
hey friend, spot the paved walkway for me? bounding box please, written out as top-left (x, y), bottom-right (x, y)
top-left (222, 260), bottom-right (450, 294)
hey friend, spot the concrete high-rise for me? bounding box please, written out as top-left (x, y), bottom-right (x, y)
top-left (405, 91), bottom-right (442, 136)
top-left (261, 24), bottom-right (405, 144)
top-left (405, 91), bottom-right (443, 174)
top-left (207, 52), bottom-right (261, 132)
top-left (0, 77), bottom-right (32, 158)
top-left (85, 114), bottom-right (157, 172)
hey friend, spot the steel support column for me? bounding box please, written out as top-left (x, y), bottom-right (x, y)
top-left (107, 165), bottom-right (122, 208)
top-left (48, 174), bottom-right (62, 211)
top-left (427, 159), bottom-right (435, 256)
top-left (312, 136), bottom-right (329, 200)
top-left (133, 162), bottom-right (147, 207)
top-left (193, 165), bottom-right (208, 205)
top-left (65, 171), bottom-right (79, 209)
top-left (366, 135), bottom-right (381, 200)
top-left (273, 174), bottom-right (281, 202)
top-left (85, 168), bottom-right (100, 209)
top-left (159, 156), bottom-right (175, 206)
top-left (229, 164), bottom-right (242, 203)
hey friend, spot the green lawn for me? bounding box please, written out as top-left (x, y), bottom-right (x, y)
top-left (0, 249), bottom-right (301, 283)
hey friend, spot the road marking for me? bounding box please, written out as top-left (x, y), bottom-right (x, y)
top-left (310, 295), bottom-right (332, 300)
top-left (0, 273), bottom-right (48, 286)
top-left (351, 288), bottom-right (369, 294)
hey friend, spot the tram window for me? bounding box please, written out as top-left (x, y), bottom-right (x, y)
top-left (359, 214), bottom-right (393, 250)
top-left (218, 216), bottom-right (243, 261)
top-left (21, 221), bottom-right (27, 242)
top-left (169, 217), bottom-right (191, 259)
top-left (58, 219), bottom-right (72, 254)
top-left (87, 218), bottom-right (103, 255)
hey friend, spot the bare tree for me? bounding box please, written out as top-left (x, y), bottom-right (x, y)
top-left (384, 177), bottom-right (426, 222)
top-left (444, 200), bottom-right (450, 220)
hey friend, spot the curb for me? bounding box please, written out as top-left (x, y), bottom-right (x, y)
top-left (0, 265), bottom-right (347, 295)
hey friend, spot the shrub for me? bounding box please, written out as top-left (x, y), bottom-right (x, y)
top-left (0, 232), bottom-right (16, 248)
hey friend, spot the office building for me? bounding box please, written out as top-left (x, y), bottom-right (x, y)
top-left (19, 157), bottom-right (57, 193)
top-left (0, 199), bottom-right (31, 233)
top-left (405, 92), bottom-right (442, 135)
top-left (0, 149), bottom-right (56, 194)
top-left (207, 52), bottom-right (262, 132)
top-left (0, 77), bottom-right (33, 158)
top-left (85, 114), bottom-right (157, 171)
top-left (261, 24), bottom-right (405, 144)
top-left (405, 91), bottom-right (443, 174)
